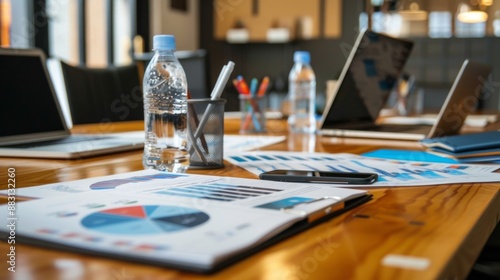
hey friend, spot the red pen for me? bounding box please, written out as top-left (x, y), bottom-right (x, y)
top-left (237, 76), bottom-right (250, 95)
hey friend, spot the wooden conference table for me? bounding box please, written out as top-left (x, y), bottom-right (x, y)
top-left (0, 118), bottom-right (499, 280)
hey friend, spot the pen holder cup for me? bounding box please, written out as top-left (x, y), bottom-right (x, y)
top-left (187, 98), bottom-right (226, 169)
top-left (239, 95), bottom-right (266, 134)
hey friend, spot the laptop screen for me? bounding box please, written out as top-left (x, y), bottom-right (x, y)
top-left (0, 48), bottom-right (68, 144)
top-left (320, 30), bottom-right (413, 128)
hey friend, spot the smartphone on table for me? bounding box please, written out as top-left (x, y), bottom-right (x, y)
top-left (259, 170), bottom-right (378, 185)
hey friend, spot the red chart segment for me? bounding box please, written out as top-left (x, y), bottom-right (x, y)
top-left (103, 205), bottom-right (146, 218)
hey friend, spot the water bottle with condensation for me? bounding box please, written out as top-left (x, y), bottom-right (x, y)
top-left (142, 35), bottom-right (189, 172)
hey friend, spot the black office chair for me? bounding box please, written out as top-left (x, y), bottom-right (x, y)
top-left (60, 61), bottom-right (144, 125)
top-left (468, 223), bottom-right (500, 279)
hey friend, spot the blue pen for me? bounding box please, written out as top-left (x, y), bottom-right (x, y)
top-left (250, 78), bottom-right (258, 96)
top-left (249, 78), bottom-right (262, 131)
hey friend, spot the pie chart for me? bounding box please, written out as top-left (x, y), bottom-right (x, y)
top-left (81, 205), bottom-right (209, 235)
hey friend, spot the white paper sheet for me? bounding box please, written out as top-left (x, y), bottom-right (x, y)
top-left (224, 151), bottom-right (500, 188)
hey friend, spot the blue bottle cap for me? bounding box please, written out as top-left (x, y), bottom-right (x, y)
top-left (294, 51), bottom-right (310, 64)
top-left (153, 35), bottom-right (176, 51)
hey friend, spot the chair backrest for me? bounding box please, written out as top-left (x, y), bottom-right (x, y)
top-left (134, 49), bottom-right (209, 99)
top-left (60, 61), bottom-right (143, 125)
top-left (176, 50), bottom-right (209, 99)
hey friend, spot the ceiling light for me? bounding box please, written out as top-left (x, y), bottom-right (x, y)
top-left (457, 2), bottom-right (488, 23)
top-left (399, 1), bottom-right (428, 21)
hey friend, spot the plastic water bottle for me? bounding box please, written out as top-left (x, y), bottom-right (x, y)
top-left (142, 35), bottom-right (189, 172)
top-left (288, 51), bottom-right (316, 133)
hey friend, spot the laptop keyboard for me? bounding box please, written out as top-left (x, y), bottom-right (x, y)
top-left (368, 124), bottom-right (429, 132)
top-left (1, 135), bottom-right (112, 148)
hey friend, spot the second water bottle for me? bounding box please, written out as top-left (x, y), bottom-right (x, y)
top-left (288, 51), bottom-right (316, 134)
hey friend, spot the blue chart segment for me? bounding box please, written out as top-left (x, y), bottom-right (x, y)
top-left (81, 205), bottom-right (209, 235)
top-left (256, 197), bottom-right (314, 210)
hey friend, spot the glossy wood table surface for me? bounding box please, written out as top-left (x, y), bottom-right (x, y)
top-left (1, 119), bottom-right (499, 280)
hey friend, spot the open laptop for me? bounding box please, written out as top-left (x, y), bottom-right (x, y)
top-left (0, 47), bottom-right (144, 159)
top-left (319, 30), bottom-right (492, 141)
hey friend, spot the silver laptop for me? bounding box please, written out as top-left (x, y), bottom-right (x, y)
top-left (319, 30), bottom-right (492, 141)
top-left (0, 48), bottom-right (144, 159)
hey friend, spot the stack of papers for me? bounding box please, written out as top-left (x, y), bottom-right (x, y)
top-left (419, 130), bottom-right (500, 163)
top-left (0, 170), bottom-right (370, 273)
